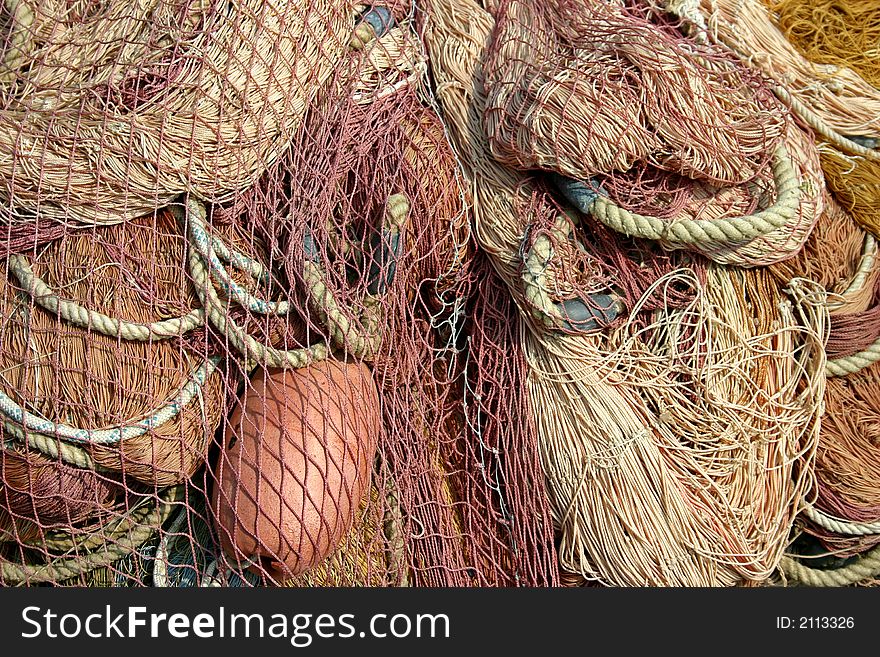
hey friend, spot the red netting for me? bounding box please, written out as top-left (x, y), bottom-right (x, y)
top-left (0, 1), bottom-right (559, 587)
top-left (1, 0), bottom-right (879, 589)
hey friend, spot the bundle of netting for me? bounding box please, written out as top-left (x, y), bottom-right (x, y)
top-left (778, 358), bottom-right (880, 588)
top-left (196, 14), bottom-right (558, 587)
top-left (655, 0), bottom-right (880, 237)
top-left (769, 195), bottom-right (879, 316)
top-left (477, 0), bottom-right (823, 268)
top-left (0, 0), bottom-right (362, 226)
top-left (663, 0), bottom-right (880, 149)
top-left (762, 187), bottom-right (880, 587)
top-left (766, 0), bottom-right (880, 92)
top-left (0, 197), bottom-right (318, 583)
top-left (422, 0), bottom-right (827, 586)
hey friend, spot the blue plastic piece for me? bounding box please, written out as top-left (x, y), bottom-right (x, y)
top-left (548, 173), bottom-right (602, 213)
top-left (845, 135), bottom-right (878, 150)
top-left (555, 293), bottom-right (620, 332)
top-left (365, 228), bottom-right (400, 295)
top-left (303, 229), bottom-right (321, 263)
top-left (361, 6), bottom-right (395, 38)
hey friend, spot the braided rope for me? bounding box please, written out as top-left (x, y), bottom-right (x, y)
top-left (0, 0), bottom-right (34, 84)
top-left (206, 231), bottom-right (269, 284)
top-left (301, 261), bottom-right (383, 358)
top-left (182, 195), bottom-right (332, 368)
top-left (301, 193), bottom-right (409, 359)
top-left (589, 146), bottom-right (803, 245)
top-left (779, 544), bottom-right (880, 586)
top-left (802, 505), bottom-right (880, 536)
top-left (187, 247), bottom-right (328, 369)
top-left (774, 86), bottom-right (880, 162)
top-left (180, 199), bottom-right (289, 315)
top-left (6, 253), bottom-right (206, 340)
top-left (826, 335), bottom-right (880, 377)
top-left (25, 496), bottom-right (163, 553)
top-left (0, 485), bottom-right (183, 585)
top-left (829, 233), bottom-right (877, 312)
top-left (0, 357), bottom-right (219, 445)
top-left (1, 428), bottom-right (97, 470)
top-left (521, 216), bottom-right (571, 329)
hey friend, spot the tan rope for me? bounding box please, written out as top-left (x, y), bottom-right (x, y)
top-left (2, 426), bottom-right (97, 470)
top-left (521, 216), bottom-right (572, 329)
top-left (828, 233), bottom-right (877, 313)
top-left (6, 254), bottom-right (205, 340)
top-left (187, 246), bottom-right (329, 369)
top-left (825, 336), bottom-right (880, 377)
top-left (773, 86), bottom-right (880, 162)
top-left (520, 213), bottom-right (623, 332)
top-left (779, 544), bottom-right (880, 586)
top-left (300, 193), bottom-right (410, 359)
top-left (802, 506), bottom-right (880, 536)
top-left (0, 485), bottom-right (183, 584)
top-left (0, 0), bottom-right (34, 84)
top-left (684, 0), bottom-right (880, 139)
top-left (26, 496), bottom-right (163, 553)
top-left (301, 262), bottom-right (383, 359)
top-left (589, 146), bottom-right (803, 246)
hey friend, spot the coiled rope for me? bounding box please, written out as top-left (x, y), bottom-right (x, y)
top-left (802, 506), bottom-right (880, 537)
top-left (0, 485), bottom-right (183, 584)
top-left (520, 211), bottom-right (623, 333)
top-left (773, 86), bottom-right (880, 163)
top-left (826, 339), bottom-right (880, 377)
top-left (779, 544), bottom-right (880, 586)
top-left (588, 146), bottom-right (804, 246)
top-left (300, 193), bottom-right (409, 358)
top-left (0, 358), bottom-right (219, 446)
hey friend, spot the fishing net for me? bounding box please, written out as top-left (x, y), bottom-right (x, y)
top-left (767, 0), bottom-right (880, 91)
top-left (2, 0), bottom-right (878, 589)
top-left (479, 0), bottom-right (825, 268)
top-left (420, 0), bottom-right (833, 587)
top-left (0, 1), bottom-right (560, 588)
top-left (762, 184), bottom-right (880, 585)
top-left (658, 0), bottom-right (880, 237)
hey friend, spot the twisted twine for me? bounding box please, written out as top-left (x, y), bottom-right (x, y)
top-left (774, 86), bottom-right (880, 162)
top-left (826, 338), bottom-right (880, 377)
top-left (803, 505), bottom-right (880, 536)
top-left (6, 254), bottom-right (205, 340)
top-left (0, 358), bottom-right (219, 445)
top-left (589, 145), bottom-right (803, 246)
top-left (300, 192), bottom-right (409, 359)
top-left (829, 233), bottom-right (877, 313)
top-left (521, 216), bottom-right (572, 329)
top-left (0, 485), bottom-right (183, 584)
top-left (779, 544), bottom-right (880, 586)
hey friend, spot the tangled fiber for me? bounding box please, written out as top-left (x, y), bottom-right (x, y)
top-left (670, 0), bottom-right (880, 152)
top-left (478, 0), bottom-right (823, 267)
top-left (769, 194), bottom-right (879, 315)
top-left (190, 15), bottom-right (558, 587)
top-left (526, 265), bottom-right (825, 585)
top-left (0, 207), bottom-right (280, 491)
top-left (0, 485), bottom-right (184, 586)
top-left (0, 439), bottom-right (121, 527)
top-left (818, 147), bottom-right (880, 239)
top-left (804, 360), bottom-right (880, 558)
top-left (423, 0), bottom-right (826, 585)
top-left (0, 0), bottom-right (360, 225)
top-left (767, 0), bottom-right (880, 91)
top-left (652, 0), bottom-right (880, 238)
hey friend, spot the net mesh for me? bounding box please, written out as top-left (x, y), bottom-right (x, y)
top-left (0, 1), bottom-right (559, 588)
top-left (0, 0), bottom-right (878, 588)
